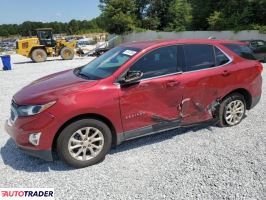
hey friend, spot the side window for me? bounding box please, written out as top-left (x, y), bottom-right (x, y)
top-left (223, 44), bottom-right (257, 60)
top-left (184, 44), bottom-right (215, 72)
top-left (130, 45), bottom-right (178, 79)
top-left (250, 41), bottom-right (258, 48)
top-left (214, 47), bottom-right (230, 66)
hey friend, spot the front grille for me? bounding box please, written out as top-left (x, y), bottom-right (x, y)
top-left (10, 100), bottom-right (18, 123)
top-left (10, 109), bottom-right (15, 121)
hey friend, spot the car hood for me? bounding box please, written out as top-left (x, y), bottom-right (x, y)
top-left (14, 69), bottom-right (98, 105)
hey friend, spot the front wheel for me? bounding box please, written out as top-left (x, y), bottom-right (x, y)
top-left (60, 47), bottom-right (75, 60)
top-left (57, 119), bottom-right (112, 168)
top-left (217, 93), bottom-right (246, 127)
top-left (31, 48), bottom-right (47, 63)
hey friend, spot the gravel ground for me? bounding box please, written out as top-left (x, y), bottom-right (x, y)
top-left (0, 55), bottom-right (266, 200)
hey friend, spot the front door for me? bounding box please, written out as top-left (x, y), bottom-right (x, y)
top-left (119, 45), bottom-right (184, 135)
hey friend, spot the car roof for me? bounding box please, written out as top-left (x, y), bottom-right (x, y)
top-left (121, 39), bottom-right (245, 50)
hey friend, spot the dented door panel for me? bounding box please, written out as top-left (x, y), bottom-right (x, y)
top-left (119, 74), bottom-right (183, 132)
top-left (180, 63), bottom-right (237, 125)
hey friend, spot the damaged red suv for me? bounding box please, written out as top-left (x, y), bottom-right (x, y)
top-left (5, 39), bottom-right (263, 168)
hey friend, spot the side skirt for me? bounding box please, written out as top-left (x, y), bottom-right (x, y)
top-left (116, 118), bottom-right (218, 145)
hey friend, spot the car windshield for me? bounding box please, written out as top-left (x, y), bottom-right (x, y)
top-left (76, 47), bottom-right (140, 80)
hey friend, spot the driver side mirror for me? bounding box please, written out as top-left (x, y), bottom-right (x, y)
top-left (118, 70), bottom-right (143, 86)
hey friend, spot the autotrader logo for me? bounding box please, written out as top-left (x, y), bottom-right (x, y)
top-left (0, 188), bottom-right (54, 200)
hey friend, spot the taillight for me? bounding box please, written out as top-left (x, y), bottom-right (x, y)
top-left (257, 64), bottom-right (263, 73)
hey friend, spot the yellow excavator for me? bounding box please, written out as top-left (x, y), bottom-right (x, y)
top-left (16, 28), bottom-right (76, 62)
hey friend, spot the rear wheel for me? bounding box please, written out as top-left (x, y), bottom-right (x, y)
top-left (60, 47), bottom-right (75, 60)
top-left (57, 119), bottom-right (112, 168)
top-left (31, 48), bottom-right (47, 63)
top-left (217, 93), bottom-right (246, 127)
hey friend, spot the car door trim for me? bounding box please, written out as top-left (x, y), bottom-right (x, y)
top-left (118, 118), bottom-right (181, 144)
top-left (116, 117), bottom-right (219, 145)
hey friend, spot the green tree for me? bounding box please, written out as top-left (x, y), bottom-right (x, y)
top-left (165, 0), bottom-right (192, 31)
top-left (99, 0), bottom-right (139, 34)
top-left (0, 28), bottom-right (9, 37)
top-left (190, 0), bottom-right (216, 30)
top-left (207, 11), bottom-right (225, 30)
top-left (147, 0), bottom-right (173, 30)
top-left (1, 0), bottom-right (266, 36)
top-left (68, 19), bottom-right (80, 34)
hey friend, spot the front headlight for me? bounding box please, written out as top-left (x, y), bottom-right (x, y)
top-left (16, 101), bottom-right (56, 116)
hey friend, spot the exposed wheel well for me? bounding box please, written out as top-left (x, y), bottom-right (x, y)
top-left (223, 88), bottom-right (252, 109)
top-left (52, 114), bottom-right (117, 153)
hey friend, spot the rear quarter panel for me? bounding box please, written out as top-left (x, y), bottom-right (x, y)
top-left (217, 43), bottom-right (262, 102)
top-left (231, 60), bottom-right (262, 101)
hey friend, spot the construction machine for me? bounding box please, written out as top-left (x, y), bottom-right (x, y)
top-left (16, 28), bottom-right (76, 62)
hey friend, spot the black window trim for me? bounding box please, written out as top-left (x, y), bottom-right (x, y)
top-left (115, 44), bottom-right (184, 84)
top-left (115, 44), bottom-right (233, 85)
top-left (182, 44), bottom-right (233, 74)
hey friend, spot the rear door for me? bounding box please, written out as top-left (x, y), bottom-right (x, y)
top-left (119, 45), bottom-right (184, 134)
top-left (180, 44), bottom-right (233, 125)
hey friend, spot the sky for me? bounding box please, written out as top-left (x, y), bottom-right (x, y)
top-left (0, 0), bottom-right (101, 24)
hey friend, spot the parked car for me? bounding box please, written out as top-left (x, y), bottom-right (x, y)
top-left (76, 39), bottom-right (110, 57)
top-left (76, 38), bottom-right (97, 50)
top-left (241, 39), bottom-right (266, 62)
top-left (5, 39), bottom-right (263, 168)
top-left (0, 39), bottom-right (16, 52)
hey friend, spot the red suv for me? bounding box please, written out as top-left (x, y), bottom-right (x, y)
top-left (5, 39), bottom-right (263, 168)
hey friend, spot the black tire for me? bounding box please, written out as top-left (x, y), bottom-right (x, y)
top-left (217, 93), bottom-right (246, 127)
top-left (31, 48), bottom-right (47, 63)
top-left (60, 47), bottom-right (75, 60)
top-left (57, 119), bottom-right (112, 168)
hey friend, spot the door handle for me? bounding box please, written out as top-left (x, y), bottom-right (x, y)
top-left (222, 70), bottom-right (230, 76)
top-left (165, 80), bottom-right (180, 87)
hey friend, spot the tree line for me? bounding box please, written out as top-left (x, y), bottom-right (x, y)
top-left (100, 0), bottom-right (266, 34)
top-left (1, 0), bottom-right (266, 37)
top-left (0, 18), bottom-right (103, 37)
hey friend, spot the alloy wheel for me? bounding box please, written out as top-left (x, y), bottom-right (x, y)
top-left (224, 100), bottom-right (245, 125)
top-left (68, 127), bottom-right (104, 161)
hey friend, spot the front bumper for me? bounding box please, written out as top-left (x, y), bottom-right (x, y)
top-left (19, 146), bottom-right (53, 161)
top-left (4, 112), bottom-right (59, 161)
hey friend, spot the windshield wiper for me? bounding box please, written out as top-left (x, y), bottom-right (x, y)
top-left (74, 68), bottom-right (101, 80)
top-left (78, 71), bottom-right (91, 79)
top-left (74, 68), bottom-right (91, 80)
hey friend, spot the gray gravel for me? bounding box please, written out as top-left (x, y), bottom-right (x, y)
top-left (0, 55), bottom-right (266, 200)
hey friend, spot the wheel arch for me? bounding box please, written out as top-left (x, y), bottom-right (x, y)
top-left (59, 45), bottom-right (66, 54)
top-left (30, 45), bottom-right (47, 55)
top-left (222, 88), bottom-right (252, 110)
top-left (52, 113), bottom-right (117, 152)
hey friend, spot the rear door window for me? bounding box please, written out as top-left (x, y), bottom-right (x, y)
top-left (214, 47), bottom-right (230, 66)
top-left (183, 44), bottom-right (216, 72)
top-left (223, 44), bottom-right (257, 60)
